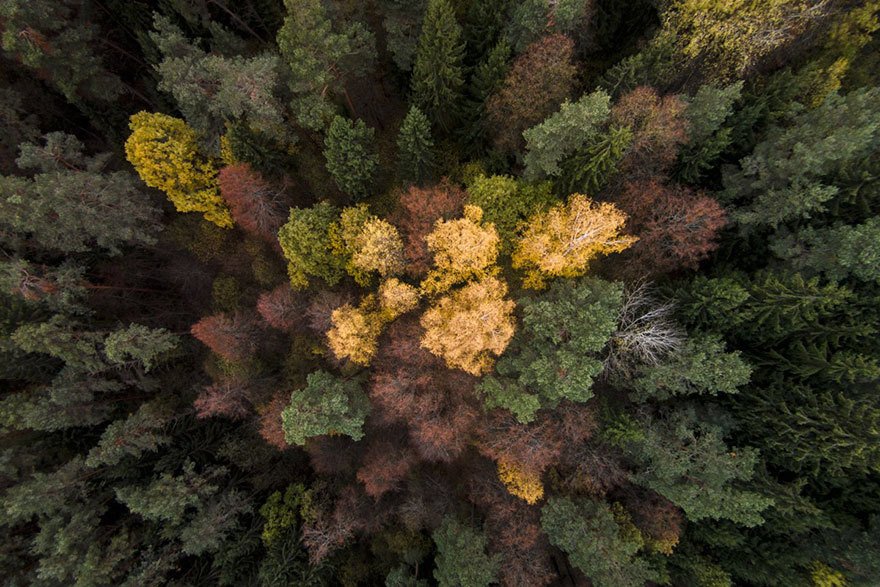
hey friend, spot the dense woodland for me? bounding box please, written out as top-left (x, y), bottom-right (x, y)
top-left (1, 0), bottom-right (880, 585)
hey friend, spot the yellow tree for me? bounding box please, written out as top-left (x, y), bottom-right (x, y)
top-left (421, 204), bottom-right (501, 295)
top-left (512, 194), bottom-right (637, 289)
top-left (497, 460), bottom-right (544, 505)
top-left (420, 276), bottom-right (515, 375)
top-left (331, 205), bottom-right (406, 285)
top-left (125, 111), bottom-right (232, 228)
top-left (328, 279), bottom-right (420, 366)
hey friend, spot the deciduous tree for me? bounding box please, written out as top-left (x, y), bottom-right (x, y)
top-left (393, 180), bottom-right (467, 276)
top-left (277, 202), bottom-right (345, 289)
top-left (282, 370), bottom-right (370, 446)
top-left (218, 163), bottom-right (289, 244)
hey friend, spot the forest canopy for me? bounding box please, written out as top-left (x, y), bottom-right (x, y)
top-left (2, 0), bottom-right (880, 586)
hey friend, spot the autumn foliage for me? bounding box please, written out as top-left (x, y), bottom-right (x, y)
top-left (218, 163), bottom-right (290, 244)
top-left (393, 180), bottom-right (467, 276)
top-left (190, 311), bottom-right (262, 362)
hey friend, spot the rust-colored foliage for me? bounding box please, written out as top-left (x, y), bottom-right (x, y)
top-left (256, 283), bottom-right (307, 331)
top-left (392, 179), bottom-right (467, 277)
top-left (615, 179), bottom-right (727, 277)
top-left (356, 436), bottom-right (418, 499)
top-left (194, 377), bottom-right (252, 420)
top-left (305, 290), bottom-right (355, 336)
top-left (370, 318), bottom-right (480, 462)
top-left (476, 410), bottom-right (567, 476)
top-left (218, 163), bottom-right (289, 243)
top-left (258, 392), bottom-right (289, 450)
top-left (190, 311), bottom-right (262, 362)
top-left (623, 489), bottom-right (684, 555)
top-left (611, 87), bottom-right (690, 180)
top-left (487, 34), bottom-right (578, 152)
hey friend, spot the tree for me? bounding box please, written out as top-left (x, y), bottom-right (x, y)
top-left (125, 112), bottom-right (233, 228)
top-left (218, 163), bottom-right (289, 243)
top-left (558, 125), bottom-right (633, 195)
top-left (397, 105), bottom-right (435, 185)
top-left (281, 370), bottom-right (370, 445)
top-left (459, 39), bottom-right (511, 152)
top-left (420, 205), bottom-right (501, 294)
top-left (151, 16), bottom-right (288, 143)
top-left (277, 202), bottom-right (345, 289)
top-left (610, 86), bottom-right (690, 180)
top-left (0, 133), bottom-right (161, 254)
top-left (393, 180), bottom-right (467, 276)
top-left (190, 312), bottom-right (262, 362)
top-left (378, 0), bottom-right (428, 71)
top-left (621, 407), bottom-right (773, 526)
top-left (432, 516), bottom-right (499, 587)
top-left (420, 276), bottom-right (515, 375)
top-left (103, 324), bottom-right (179, 373)
top-left (481, 277), bottom-right (623, 422)
top-left (677, 82), bottom-right (742, 183)
top-left (521, 90), bottom-right (612, 180)
top-left (0, 0), bottom-right (122, 104)
top-left (505, 0), bottom-right (549, 53)
top-left (497, 460), bottom-right (544, 504)
top-left (512, 194), bottom-right (637, 288)
top-left (277, 0), bottom-right (375, 130)
top-left (615, 179), bottom-right (727, 277)
top-left (465, 174), bottom-right (556, 251)
top-left (541, 497), bottom-right (656, 587)
top-left (723, 87), bottom-right (880, 229)
top-left (323, 116), bottom-right (378, 201)
top-left (771, 217), bottom-right (880, 285)
top-left (487, 34), bottom-right (577, 152)
top-left (257, 284), bottom-right (307, 331)
top-left (410, 0), bottom-right (465, 131)
top-left (330, 205), bottom-right (406, 285)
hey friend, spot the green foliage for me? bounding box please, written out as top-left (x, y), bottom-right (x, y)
top-left (410, 0), bottom-right (466, 131)
top-left (481, 278), bottom-right (622, 421)
top-left (397, 106), bottom-right (435, 185)
top-left (628, 334), bottom-right (752, 402)
top-left (277, 0), bottom-right (376, 131)
top-left (379, 0), bottom-right (428, 71)
top-left (277, 202), bottom-right (345, 289)
top-left (103, 324), bottom-right (179, 372)
top-left (622, 408), bottom-right (773, 527)
top-left (432, 516), bottom-right (499, 587)
top-left (522, 90), bottom-right (612, 180)
top-left (259, 484), bottom-right (314, 546)
top-left (724, 87), bottom-right (880, 229)
top-left (541, 496), bottom-right (657, 587)
top-left (324, 115), bottom-right (378, 200)
top-left (1, 132), bottom-right (161, 254)
top-left (281, 370), bottom-right (370, 445)
top-left (677, 82), bottom-right (742, 183)
top-left (559, 125), bottom-right (633, 195)
top-left (465, 174), bottom-right (556, 250)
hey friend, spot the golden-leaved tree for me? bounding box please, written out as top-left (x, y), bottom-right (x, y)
top-left (328, 278), bottom-right (420, 365)
top-left (420, 276), bottom-right (515, 375)
top-left (125, 111), bottom-right (232, 228)
top-left (420, 204), bottom-right (501, 295)
top-left (513, 194), bottom-right (637, 289)
top-left (331, 205), bottom-right (406, 286)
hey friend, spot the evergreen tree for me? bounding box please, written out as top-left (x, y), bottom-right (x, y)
top-left (323, 115), bottom-right (378, 201)
top-left (432, 516), bottom-right (499, 587)
top-left (281, 370), bottom-right (370, 445)
top-left (410, 0), bottom-right (466, 131)
top-left (397, 105), bottom-right (435, 185)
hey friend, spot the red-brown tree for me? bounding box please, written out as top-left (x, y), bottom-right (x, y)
top-left (392, 179), bottom-right (467, 277)
top-left (256, 283), bottom-right (307, 331)
top-left (190, 311), bottom-right (262, 362)
top-left (194, 377), bottom-right (252, 420)
top-left (218, 163), bottom-right (290, 244)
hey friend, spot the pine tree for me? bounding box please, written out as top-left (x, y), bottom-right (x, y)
top-left (432, 516), bottom-right (499, 587)
top-left (397, 106), bottom-right (435, 185)
top-left (410, 0), bottom-right (466, 131)
top-left (323, 115), bottom-right (378, 201)
top-left (1, 133), bottom-right (161, 254)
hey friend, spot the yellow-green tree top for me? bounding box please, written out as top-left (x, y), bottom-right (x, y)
top-left (125, 111), bottom-right (233, 228)
top-left (513, 194), bottom-right (637, 289)
top-left (331, 205), bottom-right (406, 286)
top-left (421, 204), bottom-right (501, 295)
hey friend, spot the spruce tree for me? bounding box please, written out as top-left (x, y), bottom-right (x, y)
top-left (410, 0), bottom-right (465, 131)
top-left (397, 105), bottom-right (435, 185)
top-left (323, 115), bottom-right (378, 201)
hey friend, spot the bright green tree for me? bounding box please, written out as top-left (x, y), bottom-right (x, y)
top-left (277, 202), bottom-right (345, 289)
top-left (410, 0), bottom-right (465, 131)
top-left (465, 174), bottom-right (556, 251)
top-left (281, 370), bottom-right (370, 446)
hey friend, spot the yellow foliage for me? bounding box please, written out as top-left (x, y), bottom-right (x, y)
top-left (421, 204), bottom-right (501, 295)
top-left (512, 194), bottom-right (636, 289)
top-left (497, 460), bottom-right (544, 504)
top-left (331, 205), bottom-right (405, 285)
top-left (327, 299), bottom-right (384, 366)
top-left (378, 278), bottom-right (420, 321)
top-left (810, 562), bottom-right (848, 587)
top-left (420, 276), bottom-right (515, 375)
top-left (219, 133), bottom-right (237, 166)
top-left (125, 111), bottom-right (232, 228)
